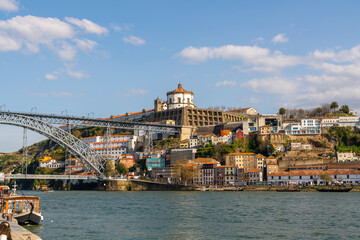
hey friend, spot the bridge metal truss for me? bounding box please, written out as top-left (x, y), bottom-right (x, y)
top-left (4, 174), bottom-right (99, 180)
top-left (5, 111), bottom-right (181, 133)
top-left (0, 112), bottom-right (105, 176)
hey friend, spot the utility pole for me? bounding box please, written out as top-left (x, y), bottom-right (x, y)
top-left (22, 128), bottom-right (28, 175)
top-left (105, 123), bottom-right (111, 161)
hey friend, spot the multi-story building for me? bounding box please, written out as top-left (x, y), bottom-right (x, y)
top-left (248, 168), bottom-right (263, 183)
top-left (240, 114), bottom-right (281, 134)
top-left (266, 161), bottom-right (279, 178)
top-left (64, 158), bottom-right (86, 174)
top-left (152, 84), bottom-right (243, 126)
top-left (189, 136), bottom-right (199, 148)
top-left (256, 154), bottom-right (266, 171)
top-left (146, 154), bottom-right (165, 171)
top-left (118, 154), bottom-right (135, 169)
top-left (191, 159), bottom-right (220, 186)
top-left (81, 135), bottom-right (138, 161)
top-left (39, 156), bottom-right (64, 169)
top-left (201, 162), bottom-right (219, 186)
top-left (337, 152), bottom-right (359, 162)
top-left (225, 153), bottom-right (264, 172)
top-left (284, 119), bottom-right (321, 135)
top-left (268, 170), bottom-right (360, 186)
top-left (215, 165), bottom-right (242, 187)
top-left (321, 118), bottom-right (339, 128)
top-left (338, 116), bottom-right (360, 127)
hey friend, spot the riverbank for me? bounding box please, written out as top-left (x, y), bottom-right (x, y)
top-left (102, 180), bottom-right (360, 192)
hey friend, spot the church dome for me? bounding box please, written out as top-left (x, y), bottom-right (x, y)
top-left (167, 83), bottom-right (193, 95)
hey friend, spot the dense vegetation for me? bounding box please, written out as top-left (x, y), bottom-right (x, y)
top-left (195, 133), bottom-right (272, 164)
top-left (325, 127), bottom-right (360, 154)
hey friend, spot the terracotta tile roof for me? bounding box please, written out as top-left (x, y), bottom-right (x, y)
top-left (193, 158), bottom-right (217, 163)
top-left (226, 152), bottom-right (256, 156)
top-left (92, 147), bottom-right (126, 150)
top-left (92, 140), bottom-right (128, 144)
top-left (168, 83), bottom-right (191, 93)
top-left (269, 169), bottom-right (360, 177)
top-left (267, 161), bottom-right (278, 165)
top-left (249, 168), bottom-right (262, 173)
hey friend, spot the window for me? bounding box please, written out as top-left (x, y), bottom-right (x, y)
top-left (178, 97), bottom-right (181, 103)
top-left (187, 98), bottom-right (190, 103)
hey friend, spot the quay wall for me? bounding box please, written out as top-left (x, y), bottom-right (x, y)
top-left (102, 180), bottom-right (188, 191)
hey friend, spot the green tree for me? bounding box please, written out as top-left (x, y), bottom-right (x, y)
top-left (320, 172), bottom-right (334, 185)
top-left (315, 107), bottom-right (322, 116)
top-left (104, 160), bottom-right (116, 177)
top-left (278, 107), bottom-right (286, 116)
top-left (339, 105), bottom-right (350, 114)
top-left (115, 162), bottom-right (129, 175)
top-left (330, 101), bottom-right (339, 113)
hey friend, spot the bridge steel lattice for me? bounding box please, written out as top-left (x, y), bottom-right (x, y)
top-left (6, 111), bottom-right (182, 133)
top-left (0, 112), bottom-right (105, 176)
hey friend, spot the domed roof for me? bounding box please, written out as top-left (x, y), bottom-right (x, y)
top-left (173, 83), bottom-right (188, 93)
top-left (167, 83), bottom-right (193, 95)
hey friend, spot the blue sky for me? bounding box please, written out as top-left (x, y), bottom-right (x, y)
top-left (1, 0), bottom-right (360, 151)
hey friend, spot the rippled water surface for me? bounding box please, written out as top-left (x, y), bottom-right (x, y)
top-left (22, 191), bottom-right (360, 240)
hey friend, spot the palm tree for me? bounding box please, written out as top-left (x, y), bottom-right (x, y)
top-left (330, 101), bottom-right (338, 113)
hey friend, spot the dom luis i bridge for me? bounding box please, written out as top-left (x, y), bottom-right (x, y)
top-left (0, 110), bottom-right (182, 180)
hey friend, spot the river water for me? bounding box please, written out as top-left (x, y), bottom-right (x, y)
top-left (22, 191), bottom-right (360, 240)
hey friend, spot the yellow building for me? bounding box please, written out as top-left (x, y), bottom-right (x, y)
top-left (225, 153), bottom-right (258, 172)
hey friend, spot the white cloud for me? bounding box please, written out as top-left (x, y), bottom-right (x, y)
top-left (57, 43), bottom-right (76, 61)
top-left (0, 15), bottom-right (104, 60)
top-left (0, 0), bottom-right (19, 12)
top-left (123, 35), bottom-right (146, 46)
top-left (178, 45), bottom-right (302, 72)
top-left (0, 34), bottom-right (21, 51)
top-left (215, 80), bottom-right (236, 87)
top-left (110, 24), bottom-right (122, 32)
top-left (242, 76), bottom-right (300, 95)
top-left (45, 71), bottom-right (58, 80)
top-left (122, 89), bottom-right (148, 97)
top-left (178, 41), bottom-right (360, 109)
top-left (272, 33), bottom-right (288, 43)
top-left (66, 69), bottom-right (89, 79)
top-left (253, 37), bottom-right (264, 43)
top-left (65, 17), bottom-right (108, 35)
top-left (33, 91), bottom-right (75, 98)
top-left (110, 23), bottom-right (133, 32)
top-left (73, 39), bottom-right (98, 51)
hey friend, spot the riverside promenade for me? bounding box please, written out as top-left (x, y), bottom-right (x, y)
top-left (5, 218), bottom-right (41, 240)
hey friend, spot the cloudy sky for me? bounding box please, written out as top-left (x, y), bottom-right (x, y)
top-left (1, 0), bottom-right (360, 151)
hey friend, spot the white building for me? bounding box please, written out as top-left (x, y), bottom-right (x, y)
top-left (285, 119), bottom-right (321, 135)
top-left (268, 170), bottom-right (360, 185)
top-left (338, 116), bottom-right (360, 127)
top-left (39, 157), bottom-right (64, 169)
top-left (189, 136), bottom-right (199, 148)
top-left (166, 83), bottom-right (194, 110)
top-left (248, 168), bottom-right (263, 183)
top-left (337, 152), bottom-right (359, 162)
top-left (81, 134), bottom-right (138, 161)
top-left (321, 118), bottom-right (339, 128)
top-left (290, 143), bottom-right (313, 150)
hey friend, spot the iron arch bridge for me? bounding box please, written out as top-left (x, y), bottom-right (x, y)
top-left (0, 112), bottom-right (106, 176)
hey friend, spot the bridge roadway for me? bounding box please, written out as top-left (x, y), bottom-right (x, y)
top-left (0, 173), bottom-right (128, 181)
top-left (2, 111), bottom-right (181, 133)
